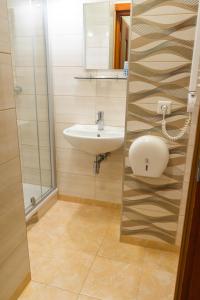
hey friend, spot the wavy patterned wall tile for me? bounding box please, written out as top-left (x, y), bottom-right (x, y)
top-left (133, 0), bottom-right (198, 16)
top-left (131, 14), bottom-right (196, 62)
top-left (121, 0), bottom-right (199, 245)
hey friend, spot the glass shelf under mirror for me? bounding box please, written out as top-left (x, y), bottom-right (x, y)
top-left (74, 75), bottom-right (128, 80)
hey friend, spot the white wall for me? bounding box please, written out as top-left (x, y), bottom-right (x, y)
top-left (48, 0), bottom-right (127, 203)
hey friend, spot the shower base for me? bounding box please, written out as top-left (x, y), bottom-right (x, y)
top-left (23, 183), bottom-right (50, 211)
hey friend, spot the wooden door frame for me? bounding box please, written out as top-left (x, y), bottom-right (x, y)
top-left (175, 104), bottom-right (200, 299)
top-left (114, 3), bottom-right (131, 69)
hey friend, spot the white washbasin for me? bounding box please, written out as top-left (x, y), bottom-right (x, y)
top-left (63, 125), bottom-right (124, 155)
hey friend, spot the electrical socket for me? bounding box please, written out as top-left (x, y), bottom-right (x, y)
top-left (157, 101), bottom-right (172, 115)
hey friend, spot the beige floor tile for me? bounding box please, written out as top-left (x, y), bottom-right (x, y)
top-left (144, 248), bottom-right (179, 273)
top-left (82, 256), bottom-right (143, 300)
top-left (43, 200), bottom-right (84, 220)
top-left (78, 295), bottom-right (100, 300)
top-left (98, 238), bottom-right (145, 265)
top-left (28, 202), bottom-right (114, 256)
top-left (30, 249), bottom-right (94, 293)
top-left (27, 230), bottom-right (58, 258)
top-left (137, 248), bottom-right (178, 300)
top-left (98, 216), bottom-right (145, 264)
top-left (18, 281), bottom-right (78, 300)
top-left (104, 216), bottom-right (121, 241)
top-left (35, 201), bottom-right (114, 228)
top-left (28, 230), bottom-right (101, 258)
top-left (25, 202), bottom-right (178, 300)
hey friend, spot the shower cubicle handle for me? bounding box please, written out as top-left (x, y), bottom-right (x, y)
top-left (14, 86), bottom-right (23, 95)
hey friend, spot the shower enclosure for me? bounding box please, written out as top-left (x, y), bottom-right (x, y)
top-left (7, 0), bottom-right (56, 214)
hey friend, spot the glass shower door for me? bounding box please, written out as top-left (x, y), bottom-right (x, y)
top-left (7, 0), bottom-right (53, 214)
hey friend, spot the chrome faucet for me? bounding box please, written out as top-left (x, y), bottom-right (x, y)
top-left (96, 111), bottom-right (104, 130)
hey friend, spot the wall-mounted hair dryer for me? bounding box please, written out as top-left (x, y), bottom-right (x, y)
top-left (158, 6), bottom-right (200, 141)
top-left (160, 103), bottom-right (192, 141)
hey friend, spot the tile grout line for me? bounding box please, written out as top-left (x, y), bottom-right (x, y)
top-left (134, 247), bottom-right (148, 300)
top-left (78, 214), bottom-right (115, 298)
top-left (77, 244), bottom-right (102, 297)
top-left (31, 279), bottom-right (77, 296)
top-left (95, 214), bottom-right (116, 258)
top-left (28, 203), bottom-right (119, 299)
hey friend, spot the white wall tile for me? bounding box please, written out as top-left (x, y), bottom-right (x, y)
top-left (21, 145), bottom-right (39, 170)
top-left (12, 37), bottom-right (33, 67)
top-left (96, 78), bottom-right (127, 97)
top-left (51, 35), bottom-right (83, 67)
top-left (14, 68), bottom-right (47, 97)
top-left (37, 95), bottom-right (49, 122)
top-left (57, 172), bottom-right (96, 199)
top-left (48, 0), bottom-right (84, 36)
top-left (56, 148), bottom-right (95, 176)
top-left (55, 123), bottom-right (74, 149)
top-left (53, 67), bottom-right (97, 96)
top-left (54, 95), bottom-right (95, 123)
top-left (20, 145), bottom-right (51, 171)
top-left (95, 177), bottom-right (123, 203)
top-left (55, 112), bottom-right (95, 125)
top-left (16, 95), bottom-right (36, 121)
top-left (12, 36), bottom-right (46, 67)
top-left (19, 120), bottom-right (38, 146)
top-left (95, 97), bottom-right (126, 126)
top-left (8, 0), bottom-right (33, 37)
top-left (97, 152), bottom-right (124, 180)
top-left (22, 167), bottom-right (41, 185)
top-left (38, 121), bottom-right (51, 147)
top-left (15, 67), bottom-right (35, 95)
top-left (35, 67), bottom-right (48, 95)
top-left (41, 169), bottom-right (52, 187)
top-left (34, 36), bottom-right (46, 67)
top-left (40, 147), bottom-right (52, 171)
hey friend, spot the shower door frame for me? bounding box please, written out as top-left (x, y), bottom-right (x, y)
top-left (174, 106), bottom-right (200, 299)
top-left (43, 0), bottom-right (56, 190)
top-left (24, 0), bottom-right (56, 215)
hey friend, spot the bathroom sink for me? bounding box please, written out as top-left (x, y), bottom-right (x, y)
top-left (63, 125), bottom-right (124, 155)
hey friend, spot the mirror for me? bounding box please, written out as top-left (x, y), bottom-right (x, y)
top-left (83, 1), bottom-right (131, 70)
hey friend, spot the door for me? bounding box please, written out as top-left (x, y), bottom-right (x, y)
top-left (175, 105), bottom-right (200, 299)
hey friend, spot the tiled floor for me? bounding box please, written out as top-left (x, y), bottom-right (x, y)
top-left (18, 201), bottom-right (179, 300)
